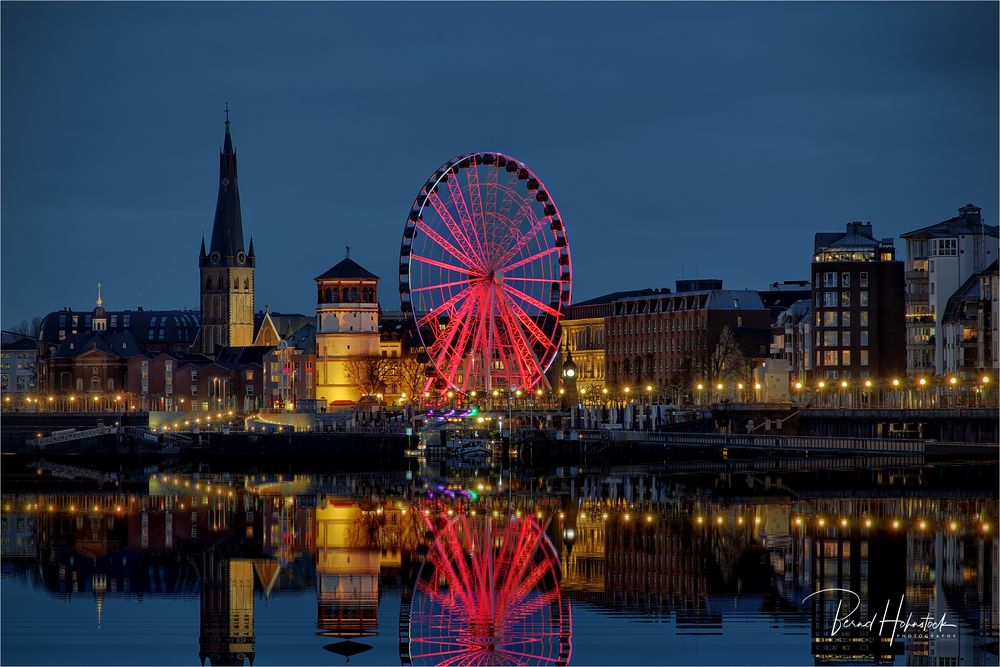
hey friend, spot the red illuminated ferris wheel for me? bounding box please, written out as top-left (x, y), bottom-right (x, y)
top-left (405, 515), bottom-right (572, 666)
top-left (400, 152), bottom-right (572, 393)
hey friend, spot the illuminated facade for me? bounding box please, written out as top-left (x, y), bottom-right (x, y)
top-left (811, 222), bottom-right (905, 381)
top-left (314, 255), bottom-right (381, 404)
top-left (199, 554), bottom-right (255, 666)
top-left (196, 112), bottom-right (256, 356)
top-left (901, 204), bottom-right (998, 376)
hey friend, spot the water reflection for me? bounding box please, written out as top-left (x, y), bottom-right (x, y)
top-left (0, 460), bottom-right (997, 665)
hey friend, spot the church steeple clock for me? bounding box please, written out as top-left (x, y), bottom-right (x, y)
top-left (197, 105), bottom-right (255, 355)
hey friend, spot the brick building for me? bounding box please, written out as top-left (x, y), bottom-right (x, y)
top-left (604, 283), bottom-right (771, 394)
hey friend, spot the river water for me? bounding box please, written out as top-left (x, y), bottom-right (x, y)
top-left (1, 456), bottom-right (996, 665)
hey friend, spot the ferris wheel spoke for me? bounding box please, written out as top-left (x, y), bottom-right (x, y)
top-left (415, 219), bottom-right (484, 272)
top-left (446, 174), bottom-right (489, 269)
top-left (500, 246), bottom-right (560, 274)
top-left (489, 309), bottom-right (519, 389)
top-left (410, 278), bottom-right (471, 294)
top-left (497, 213), bottom-right (550, 267)
top-left (459, 286), bottom-right (491, 392)
top-left (428, 190), bottom-right (488, 271)
top-left (411, 253), bottom-right (479, 277)
top-left (502, 276), bottom-right (570, 285)
top-left (440, 304), bottom-right (481, 393)
top-left (501, 283), bottom-right (563, 320)
top-left (501, 296), bottom-right (558, 351)
top-left (417, 284), bottom-right (475, 328)
top-left (428, 304), bottom-right (476, 387)
top-left (495, 292), bottom-right (541, 389)
top-left (463, 157), bottom-right (492, 266)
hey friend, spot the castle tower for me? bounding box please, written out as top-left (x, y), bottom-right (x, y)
top-left (197, 106), bottom-right (255, 356)
top-left (314, 250), bottom-right (380, 404)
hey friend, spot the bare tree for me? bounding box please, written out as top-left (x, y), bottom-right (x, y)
top-left (9, 317), bottom-right (41, 339)
top-left (345, 355), bottom-right (396, 398)
top-left (394, 354), bottom-right (427, 399)
top-left (693, 325), bottom-right (768, 387)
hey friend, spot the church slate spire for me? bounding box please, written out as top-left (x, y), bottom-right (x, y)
top-left (195, 106), bottom-right (256, 355)
top-left (206, 105), bottom-right (246, 264)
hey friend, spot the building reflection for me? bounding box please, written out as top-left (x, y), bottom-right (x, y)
top-left (315, 501), bottom-right (379, 638)
top-left (199, 552), bottom-right (255, 666)
top-left (0, 464), bottom-right (996, 665)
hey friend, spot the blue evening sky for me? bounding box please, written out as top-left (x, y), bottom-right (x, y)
top-left (2, 2), bottom-right (997, 326)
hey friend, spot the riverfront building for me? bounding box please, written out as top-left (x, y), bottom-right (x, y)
top-left (901, 204), bottom-right (998, 377)
top-left (314, 254), bottom-right (382, 404)
top-left (810, 222), bottom-right (905, 381)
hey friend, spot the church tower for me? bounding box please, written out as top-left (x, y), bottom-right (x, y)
top-left (314, 251), bottom-right (381, 404)
top-left (197, 107), bottom-right (255, 356)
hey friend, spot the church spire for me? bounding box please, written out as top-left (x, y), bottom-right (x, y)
top-left (206, 104), bottom-right (245, 263)
top-left (248, 235), bottom-right (255, 258)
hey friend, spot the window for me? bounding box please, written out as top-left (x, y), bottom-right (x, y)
top-left (860, 350), bottom-right (869, 366)
top-left (842, 311), bottom-right (851, 327)
top-left (841, 291), bottom-right (851, 307)
top-left (841, 272), bottom-right (851, 288)
top-left (815, 311), bottom-right (821, 326)
top-left (842, 350), bottom-right (851, 366)
top-left (931, 238), bottom-right (957, 256)
top-left (860, 272), bottom-right (868, 288)
top-left (246, 370), bottom-right (253, 381)
top-left (823, 311), bottom-right (838, 326)
top-left (191, 386), bottom-right (198, 396)
top-left (191, 371), bottom-right (198, 381)
top-left (246, 386), bottom-right (254, 396)
top-left (841, 331), bottom-right (850, 347)
top-left (859, 291), bottom-right (869, 307)
top-left (860, 311), bottom-right (869, 326)
top-left (820, 331), bottom-right (836, 346)
top-left (823, 292), bottom-right (837, 307)
top-left (823, 350), bottom-right (839, 366)
top-left (860, 330), bottom-right (869, 346)
top-left (824, 272), bottom-right (837, 288)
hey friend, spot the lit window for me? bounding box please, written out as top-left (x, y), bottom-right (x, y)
top-left (841, 273), bottom-right (850, 288)
top-left (860, 272), bottom-right (868, 288)
top-left (859, 291), bottom-right (869, 307)
top-left (841, 292), bottom-right (850, 307)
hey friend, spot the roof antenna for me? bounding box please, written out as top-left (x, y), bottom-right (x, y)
top-left (96, 283), bottom-right (103, 307)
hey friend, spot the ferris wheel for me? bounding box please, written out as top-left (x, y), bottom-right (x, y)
top-left (399, 152), bottom-right (572, 393)
top-left (405, 515), bottom-right (573, 666)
